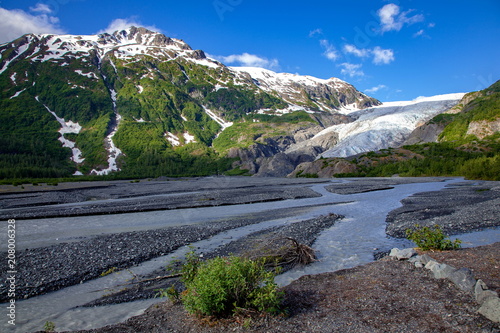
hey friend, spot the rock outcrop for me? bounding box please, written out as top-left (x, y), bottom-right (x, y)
top-left (466, 119), bottom-right (500, 139)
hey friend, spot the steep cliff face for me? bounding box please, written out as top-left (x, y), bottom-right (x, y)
top-left (465, 119), bottom-right (500, 139)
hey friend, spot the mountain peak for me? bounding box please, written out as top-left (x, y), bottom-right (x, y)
top-left (94, 26), bottom-right (192, 50)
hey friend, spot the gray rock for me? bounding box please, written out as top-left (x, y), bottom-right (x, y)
top-left (478, 296), bottom-right (500, 323)
top-left (430, 263), bottom-right (457, 279)
top-left (424, 259), bottom-right (439, 270)
top-left (255, 153), bottom-right (296, 177)
top-left (408, 256), bottom-right (419, 263)
top-left (403, 123), bottom-right (445, 145)
top-left (414, 261), bottom-right (425, 268)
top-left (408, 256), bottom-right (425, 268)
top-left (389, 248), bottom-right (416, 260)
top-left (418, 254), bottom-right (434, 265)
top-left (475, 280), bottom-right (498, 305)
top-left (447, 268), bottom-right (476, 292)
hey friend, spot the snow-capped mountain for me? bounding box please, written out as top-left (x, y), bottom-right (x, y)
top-left (0, 26), bottom-right (379, 178)
top-left (231, 67), bottom-right (379, 112)
top-left (0, 26), bottom-right (218, 73)
top-left (311, 93), bottom-right (465, 158)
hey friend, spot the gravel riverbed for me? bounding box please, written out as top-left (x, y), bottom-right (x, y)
top-left (1, 176), bottom-right (499, 332)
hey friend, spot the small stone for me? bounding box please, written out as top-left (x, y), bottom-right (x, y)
top-left (425, 260), bottom-right (439, 270)
top-left (414, 261), bottom-right (424, 268)
top-left (419, 254), bottom-right (433, 265)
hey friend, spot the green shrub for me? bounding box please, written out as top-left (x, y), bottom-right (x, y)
top-left (43, 321), bottom-right (56, 332)
top-left (181, 255), bottom-right (283, 317)
top-left (406, 224), bottom-right (461, 251)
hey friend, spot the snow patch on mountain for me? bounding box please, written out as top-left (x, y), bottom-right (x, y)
top-left (316, 93), bottom-right (465, 158)
top-left (91, 89), bottom-right (123, 175)
top-left (203, 106), bottom-right (233, 130)
top-left (74, 70), bottom-right (98, 79)
top-left (231, 66), bottom-right (345, 88)
top-left (165, 132), bottom-right (196, 146)
top-left (183, 132), bottom-right (196, 144)
top-left (0, 42), bottom-right (30, 74)
top-left (35, 96), bottom-right (84, 164)
top-left (10, 88), bottom-right (26, 99)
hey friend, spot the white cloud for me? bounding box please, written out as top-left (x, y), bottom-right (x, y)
top-left (0, 7), bottom-right (65, 43)
top-left (365, 84), bottom-right (387, 94)
top-left (372, 46), bottom-right (395, 65)
top-left (214, 52), bottom-right (280, 70)
top-left (29, 3), bottom-right (52, 14)
top-left (320, 39), bottom-right (340, 61)
top-left (343, 44), bottom-right (370, 58)
top-left (309, 28), bottom-right (323, 37)
top-left (377, 3), bottom-right (424, 33)
top-left (338, 63), bottom-right (364, 78)
top-left (413, 29), bottom-right (426, 38)
top-left (344, 44), bottom-right (395, 65)
top-left (97, 18), bottom-right (161, 34)
top-left (378, 3), bottom-right (401, 32)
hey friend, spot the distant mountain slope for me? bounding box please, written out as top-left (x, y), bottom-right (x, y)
top-left (0, 27), bottom-right (379, 179)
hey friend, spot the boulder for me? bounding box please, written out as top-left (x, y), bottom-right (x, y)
top-left (447, 268), bottom-right (476, 292)
top-left (429, 263), bottom-right (457, 279)
top-left (478, 297), bottom-right (500, 323)
top-left (424, 260), bottom-right (439, 270)
top-left (389, 248), bottom-right (417, 260)
top-left (475, 280), bottom-right (499, 305)
top-left (418, 254), bottom-right (433, 265)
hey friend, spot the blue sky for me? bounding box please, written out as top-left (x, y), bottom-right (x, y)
top-left (1, 0), bottom-right (499, 102)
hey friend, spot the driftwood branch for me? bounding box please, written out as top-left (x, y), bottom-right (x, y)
top-left (249, 237), bottom-right (317, 268)
top-left (91, 272), bottom-right (182, 293)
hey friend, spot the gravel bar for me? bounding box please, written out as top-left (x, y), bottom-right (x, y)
top-left (386, 180), bottom-right (500, 237)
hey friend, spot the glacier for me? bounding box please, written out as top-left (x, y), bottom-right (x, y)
top-left (316, 93), bottom-right (466, 158)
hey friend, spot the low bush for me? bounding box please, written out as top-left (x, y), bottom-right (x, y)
top-left (181, 255), bottom-right (283, 317)
top-left (406, 224), bottom-right (461, 251)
